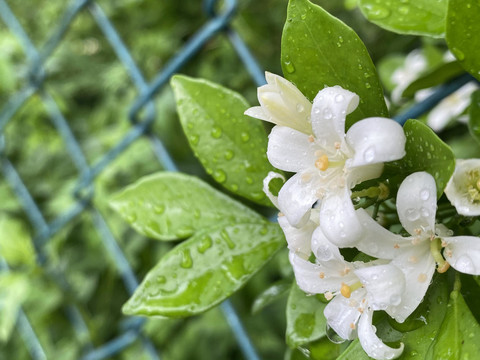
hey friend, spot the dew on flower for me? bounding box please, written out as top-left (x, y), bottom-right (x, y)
top-left (326, 324), bottom-right (347, 344)
top-left (363, 146), bottom-right (376, 163)
top-left (454, 255), bottom-right (475, 273)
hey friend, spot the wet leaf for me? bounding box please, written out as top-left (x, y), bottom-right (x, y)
top-left (281, 0), bottom-right (388, 127)
top-left (385, 119), bottom-right (455, 198)
top-left (123, 222), bottom-right (284, 317)
top-left (468, 90), bottom-right (480, 145)
top-left (359, 0), bottom-right (447, 37)
top-left (110, 172), bottom-right (262, 241)
top-left (171, 75), bottom-right (278, 206)
top-left (286, 281), bottom-right (327, 348)
top-left (446, 0), bottom-right (480, 80)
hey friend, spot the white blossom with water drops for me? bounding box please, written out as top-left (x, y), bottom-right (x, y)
top-left (247, 77), bottom-right (406, 245)
top-left (289, 226), bottom-right (405, 360)
top-left (353, 172), bottom-right (480, 322)
top-left (445, 159), bottom-right (480, 216)
top-left (390, 49), bottom-right (428, 104)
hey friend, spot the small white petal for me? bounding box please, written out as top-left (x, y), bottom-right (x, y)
top-left (354, 264), bottom-right (405, 312)
top-left (355, 209), bottom-right (410, 259)
top-left (444, 236), bottom-right (480, 275)
top-left (347, 163), bottom-right (384, 188)
top-left (310, 86), bottom-right (359, 149)
top-left (445, 159), bottom-right (480, 216)
top-left (257, 72), bottom-right (313, 134)
top-left (346, 117), bottom-right (406, 167)
top-left (311, 226), bottom-right (344, 262)
top-left (397, 172), bottom-right (437, 235)
top-left (358, 308), bottom-right (404, 360)
top-left (267, 126), bottom-right (317, 172)
top-left (390, 243), bottom-right (435, 322)
top-left (262, 171), bottom-right (285, 209)
top-left (278, 215), bottom-right (316, 259)
top-left (320, 187), bottom-right (364, 247)
top-left (324, 290), bottom-right (365, 340)
top-left (278, 172), bottom-right (320, 228)
top-left (244, 106), bottom-right (268, 121)
top-left (289, 251), bottom-right (352, 294)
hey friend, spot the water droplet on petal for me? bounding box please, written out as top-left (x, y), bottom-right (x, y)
top-left (326, 324), bottom-right (347, 344)
top-left (335, 94), bottom-right (344, 103)
top-left (405, 208), bottom-right (420, 221)
top-left (296, 103), bottom-right (305, 113)
top-left (390, 294), bottom-right (401, 306)
top-left (420, 189), bottom-right (430, 201)
top-left (363, 146), bottom-right (375, 163)
top-left (454, 255), bottom-right (475, 273)
top-left (323, 107), bottom-right (333, 120)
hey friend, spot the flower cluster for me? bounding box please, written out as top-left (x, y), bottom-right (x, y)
top-left (246, 73), bottom-right (480, 360)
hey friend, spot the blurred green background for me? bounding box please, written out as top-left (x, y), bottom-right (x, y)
top-left (0, 1), bottom-right (420, 359)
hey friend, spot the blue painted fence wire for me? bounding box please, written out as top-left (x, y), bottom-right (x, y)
top-left (0, 0), bottom-right (473, 359)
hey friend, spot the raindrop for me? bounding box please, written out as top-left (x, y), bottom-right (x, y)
top-left (231, 184), bottom-right (239, 191)
top-left (213, 169), bottom-right (227, 183)
top-left (241, 132), bottom-right (250, 142)
top-left (197, 236), bottom-right (213, 254)
top-left (455, 255), bottom-right (475, 273)
top-left (335, 94), bottom-right (344, 103)
top-left (284, 56), bottom-right (296, 74)
top-left (363, 146), bottom-right (376, 163)
top-left (363, 4), bottom-right (391, 19)
top-left (405, 208), bottom-right (420, 221)
top-left (398, 5), bottom-right (409, 15)
top-left (420, 207), bottom-right (430, 217)
top-left (301, 13), bottom-right (307, 20)
top-left (296, 103), bottom-right (305, 113)
top-left (390, 294), bottom-right (402, 306)
top-left (211, 126), bottom-right (222, 138)
top-left (451, 47), bottom-right (465, 61)
top-left (245, 176), bottom-right (253, 184)
top-left (323, 107), bottom-right (333, 120)
top-left (154, 204), bottom-right (165, 214)
top-left (189, 134), bottom-right (199, 145)
top-left (326, 324), bottom-right (347, 344)
top-left (224, 150), bottom-right (234, 160)
top-left (156, 276), bottom-right (166, 284)
top-left (420, 189), bottom-right (430, 201)
top-left (180, 249), bottom-right (193, 268)
top-left (316, 245), bottom-right (333, 261)
top-left (365, 82), bottom-right (371, 89)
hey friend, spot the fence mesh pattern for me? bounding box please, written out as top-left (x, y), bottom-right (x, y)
top-left (0, 0), bottom-right (474, 359)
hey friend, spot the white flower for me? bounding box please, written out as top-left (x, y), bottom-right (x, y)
top-left (353, 172), bottom-right (480, 322)
top-left (426, 82), bottom-right (478, 132)
top-left (247, 73), bottom-right (406, 246)
top-left (289, 227), bottom-right (405, 360)
top-left (391, 50), bottom-right (427, 104)
top-left (445, 159), bottom-right (480, 216)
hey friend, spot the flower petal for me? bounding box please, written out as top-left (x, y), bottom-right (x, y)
top-left (390, 243), bottom-right (435, 322)
top-left (355, 209), bottom-right (410, 259)
top-left (320, 186), bottom-right (364, 247)
top-left (311, 226), bottom-right (344, 263)
top-left (278, 214), bottom-right (317, 259)
top-left (397, 172), bottom-right (437, 235)
top-left (358, 308), bottom-right (404, 360)
top-left (267, 126), bottom-right (316, 172)
top-left (445, 159), bottom-right (480, 216)
top-left (444, 236), bottom-right (480, 275)
top-left (347, 163), bottom-right (384, 188)
top-left (256, 72), bottom-right (312, 134)
top-left (262, 171), bottom-right (285, 209)
top-left (346, 117), bottom-right (406, 168)
top-left (324, 290), bottom-right (365, 340)
top-left (289, 251), bottom-right (352, 294)
top-left (244, 106), bottom-right (268, 121)
top-left (354, 264), bottom-right (405, 312)
top-left (310, 86), bottom-right (359, 149)
top-left (278, 171), bottom-right (321, 228)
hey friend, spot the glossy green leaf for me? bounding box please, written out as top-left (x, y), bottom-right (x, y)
top-left (468, 90), bottom-right (480, 145)
top-left (446, 0), bottom-right (480, 80)
top-left (286, 281), bottom-right (327, 348)
top-left (0, 273), bottom-right (29, 341)
top-left (0, 217), bottom-right (36, 268)
top-left (252, 279), bottom-right (292, 314)
top-left (339, 275), bottom-right (449, 360)
top-left (110, 172), bottom-right (262, 241)
top-left (426, 288), bottom-right (480, 359)
top-left (123, 222), bottom-right (284, 317)
top-left (171, 75), bottom-right (277, 206)
top-left (386, 120), bottom-right (455, 197)
top-left (281, 0), bottom-right (388, 127)
top-left (403, 61), bottom-right (464, 98)
top-left (359, 0), bottom-right (447, 37)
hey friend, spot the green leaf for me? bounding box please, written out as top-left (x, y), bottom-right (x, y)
top-left (0, 217), bottom-right (36, 268)
top-left (286, 281), bottom-right (327, 348)
top-left (358, 0), bottom-right (447, 38)
top-left (468, 90), bottom-right (480, 145)
top-left (281, 0), bottom-right (388, 127)
top-left (386, 120), bottom-right (455, 198)
top-left (252, 279), bottom-right (292, 314)
top-left (110, 172), bottom-right (263, 241)
top-left (171, 75), bottom-right (277, 206)
top-left (426, 288), bottom-right (480, 359)
top-left (446, 0), bottom-right (480, 80)
top-left (402, 61), bottom-right (465, 98)
top-left (0, 273), bottom-right (29, 342)
top-left (123, 222), bottom-right (284, 317)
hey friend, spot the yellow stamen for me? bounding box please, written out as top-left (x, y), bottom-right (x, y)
top-left (319, 272), bottom-right (325, 279)
top-left (350, 323), bottom-right (356, 330)
top-left (394, 243), bottom-right (400, 249)
top-left (340, 283), bottom-right (351, 298)
top-left (417, 273), bottom-right (427, 283)
top-left (315, 155), bottom-right (329, 171)
top-left (308, 135), bottom-right (315, 143)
